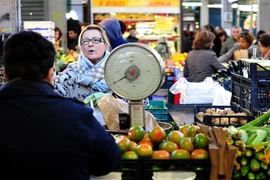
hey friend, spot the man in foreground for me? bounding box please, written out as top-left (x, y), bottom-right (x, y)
top-left (0, 31), bottom-right (120, 180)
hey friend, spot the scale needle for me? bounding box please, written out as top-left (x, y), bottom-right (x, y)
top-left (112, 76), bottom-right (126, 84)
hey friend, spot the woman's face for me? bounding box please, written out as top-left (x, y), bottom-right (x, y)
top-left (55, 30), bottom-right (60, 41)
top-left (238, 37), bottom-right (249, 49)
top-left (81, 29), bottom-right (108, 64)
top-left (258, 42), bottom-right (269, 55)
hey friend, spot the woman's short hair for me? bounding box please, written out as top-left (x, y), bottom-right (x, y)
top-left (258, 33), bottom-right (270, 47)
top-left (77, 24), bottom-right (109, 50)
top-left (237, 32), bottom-right (255, 46)
top-left (192, 30), bottom-right (215, 49)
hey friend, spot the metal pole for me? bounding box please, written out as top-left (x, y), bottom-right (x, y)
top-left (17, 0), bottom-right (22, 32)
top-left (250, 0), bottom-right (253, 33)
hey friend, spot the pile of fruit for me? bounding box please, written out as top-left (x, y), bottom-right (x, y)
top-left (226, 112), bottom-right (270, 179)
top-left (113, 124), bottom-right (209, 163)
top-left (55, 50), bottom-right (77, 73)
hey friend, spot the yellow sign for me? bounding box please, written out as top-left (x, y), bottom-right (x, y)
top-left (92, 0), bottom-right (179, 7)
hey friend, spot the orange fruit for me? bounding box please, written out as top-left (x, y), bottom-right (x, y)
top-left (159, 140), bottom-right (179, 153)
top-left (138, 139), bottom-right (154, 148)
top-left (129, 140), bottom-right (138, 151)
top-left (149, 126), bottom-right (166, 144)
top-left (179, 125), bottom-right (190, 137)
top-left (194, 133), bottom-right (209, 149)
top-left (128, 125), bottom-right (145, 142)
top-left (187, 125), bottom-right (199, 137)
top-left (167, 130), bottom-right (184, 144)
top-left (121, 151), bottom-right (139, 160)
top-left (179, 137), bottom-right (195, 153)
top-left (116, 136), bottom-right (131, 153)
top-left (151, 150), bottom-right (170, 159)
top-left (143, 133), bottom-right (150, 140)
top-left (191, 149), bottom-right (209, 159)
top-left (135, 144), bottom-right (153, 158)
top-left (171, 149), bottom-right (191, 159)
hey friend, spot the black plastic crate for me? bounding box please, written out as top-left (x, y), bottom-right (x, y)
top-left (238, 60), bottom-right (270, 80)
top-left (194, 105), bottom-right (254, 126)
top-left (115, 159), bottom-right (210, 180)
top-left (143, 159), bottom-right (210, 180)
top-left (231, 73), bottom-right (270, 113)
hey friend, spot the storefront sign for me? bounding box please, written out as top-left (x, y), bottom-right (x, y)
top-left (92, 0), bottom-right (179, 7)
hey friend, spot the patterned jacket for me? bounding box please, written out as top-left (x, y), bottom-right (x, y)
top-left (55, 51), bottom-right (111, 102)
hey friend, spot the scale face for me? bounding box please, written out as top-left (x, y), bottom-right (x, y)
top-left (104, 43), bottom-right (165, 128)
top-left (104, 43), bottom-right (165, 101)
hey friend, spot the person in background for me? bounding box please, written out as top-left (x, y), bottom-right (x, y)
top-left (54, 27), bottom-right (62, 51)
top-left (218, 32), bottom-right (228, 45)
top-left (201, 24), bottom-right (222, 57)
top-left (184, 30), bottom-right (225, 82)
top-left (220, 26), bottom-right (242, 56)
top-left (215, 26), bottom-right (229, 39)
top-left (98, 18), bottom-right (128, 50)
top-left (183, 30), bottom-right (192, 52)
top-left (126, 29), bottom-right (139, 42)
top-left (118, 20), bottom-right (126, 34)
top-left (67, 27), bottom-right (79, 51)
top-left (55, 24), bottom-right (111, 102)
top-left (258, 33), bottom-right (270, 60)
top-left (218, 32), bottom-right (255, 63)
top-left (254, 30), bottom-right (266, 45)
top-left (154, 36), bottom-right (172, 60)
top-left (0, 31), bottom-right (120, 179)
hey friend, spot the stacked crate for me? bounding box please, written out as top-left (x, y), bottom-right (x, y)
top-left (231, 60), bottom-right (270, 114)
top-left (145, 100), bottom-right (168, 122)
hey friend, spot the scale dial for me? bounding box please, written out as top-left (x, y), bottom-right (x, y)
top-left (104, 43), bottom-right (165, 101)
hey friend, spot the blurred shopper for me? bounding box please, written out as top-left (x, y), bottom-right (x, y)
top-left (126, 29), bottom-right (139, 42)
top-left (0, 31), bottom-right (120, 179)
top-left (54, 27), bottom-right (63, 51)
top-left (220, 26), bottom-right (242, 56)
top-left (215, 26), bottom-right (229, 39)
top-left (67, 27), bottom-right (79, 51)
top-left (154, 36), bottom-right (172, 60)
top-left (55, 25), bottom-right (111, 102)
top-left (201, 24), bottom-right (222, 57)
top-left (184, 30), bottom-right (225, 82)
top-left (258, 33), bottom-right (270, 60)
top-left (98, 18), bottom-right (128, 50)
top-left (118, 20), bottom-right (126, 34)
top-left (218, 32), bottom-right (255, 63)
top-left (254, 30), bottom-right (266, 45)
top-left (218, 32), bottom-right (228, 45)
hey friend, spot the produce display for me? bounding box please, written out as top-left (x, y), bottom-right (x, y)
top-left (195, 106), bottom-right (253, 126)
top-left (112, 124), bottom-right (210, 173)
top-left (226, 112), bottom-right (270, 179)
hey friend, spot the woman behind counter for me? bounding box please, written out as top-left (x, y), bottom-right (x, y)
top-left (55, 25), bottom-right (111, 102)
top-left (183, 30), bottom-right (225, 82)
top-left (218, 32), bottom-right (255, 63)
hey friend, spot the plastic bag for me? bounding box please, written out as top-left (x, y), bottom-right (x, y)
top-left (169, 77), bottom-right (219, 95)
top-left (97, 95), bottom-right (159, 131)
top-left (212, 86), bottom-right (232, 106)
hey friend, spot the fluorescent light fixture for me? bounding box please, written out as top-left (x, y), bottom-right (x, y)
top-left (208, 4), bottom-right (223, 8)
top-left (182, 2), bottom-right (202, 6)
top-left (228, 0), bottom-right (238, 3)
top-left (231, 3), bottom-right (238, 8)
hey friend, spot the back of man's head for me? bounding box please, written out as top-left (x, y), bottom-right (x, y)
top-left (3, 31), bottom-right (55, 81)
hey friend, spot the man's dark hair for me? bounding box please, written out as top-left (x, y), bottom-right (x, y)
top-left (3, 31), bottom-right (55, 81)
top-left (259, 33), bottom-right (270, 47)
